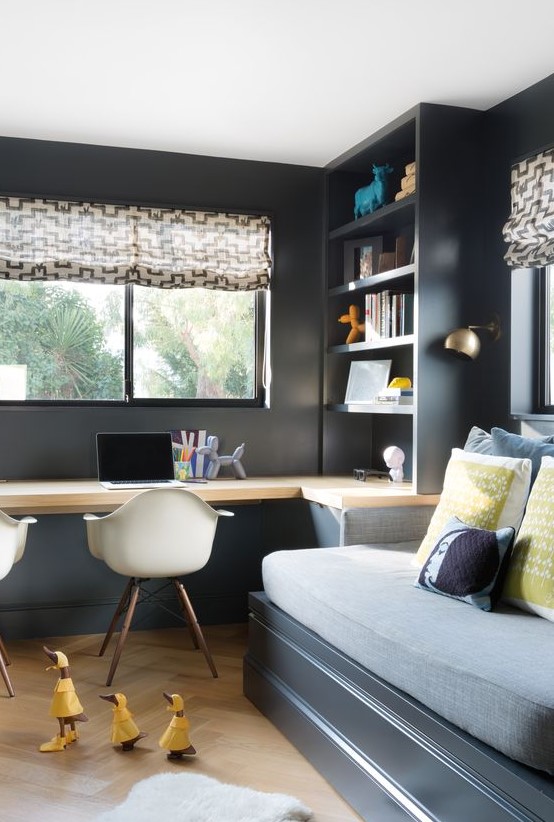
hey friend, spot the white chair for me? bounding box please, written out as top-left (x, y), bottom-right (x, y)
top-left (0, 509), bottom-right (36, 696)
top-left (84, 488), bottom-right (233, 686)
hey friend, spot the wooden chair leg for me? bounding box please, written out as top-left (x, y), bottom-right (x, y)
top-left (174, 580), bottom-right (218, 678)
top-left (105, 581), bottom-right (140, 687)
top-left (172, 579), bottom-right (199, 649)
top-left (0, 641), bottom-right (15, 697)
top-left (99, 577), bottom-right (134, 657)
top-left (0, 634), bottom-right (11, 667)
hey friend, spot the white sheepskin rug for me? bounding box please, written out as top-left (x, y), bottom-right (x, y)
top-left (95, 772), bottom-right (314, 822)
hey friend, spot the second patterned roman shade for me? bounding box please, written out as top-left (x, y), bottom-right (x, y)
top-left (503, 148), bottom-right (554, 268)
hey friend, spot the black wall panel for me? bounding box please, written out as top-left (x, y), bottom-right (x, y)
top-left (0, 136), bottom-right (324, 479)
top-left (0, 137), bottom-right (324, 637)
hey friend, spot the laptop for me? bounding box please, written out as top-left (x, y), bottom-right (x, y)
top-left (97, 431), bottom-right (185, 490)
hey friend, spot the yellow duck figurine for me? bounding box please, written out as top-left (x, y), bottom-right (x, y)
top-left (99, 692), bottom-right (147, 751)
top-left (159, 691), bottom-right (196, 759)
top-left (39, 646), bottom-right (88, 752)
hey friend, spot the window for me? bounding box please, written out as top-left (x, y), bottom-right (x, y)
top-left (0, 280), bottom-right (265, 403)
top-left (0, 197), bottom-right (271, 405)
top-left (504, 148), bottom-right (554, 416)
top-left (538, 265), bottom-right (554, 410)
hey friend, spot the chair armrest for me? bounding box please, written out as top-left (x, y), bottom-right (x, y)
top-left (340, 505), bottom-right (436, 546)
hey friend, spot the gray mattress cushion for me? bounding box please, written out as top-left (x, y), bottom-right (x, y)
top-left (262, 543), bottom-right (554, 774)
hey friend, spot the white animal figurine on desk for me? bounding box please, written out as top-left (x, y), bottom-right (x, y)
top-left (383, 445), bottom-right (405, 483)
top-left (197, 435), bottom-right (246, 479)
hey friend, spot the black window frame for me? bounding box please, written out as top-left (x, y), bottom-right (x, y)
top-left (537, 265), bottom-right (554, 414)
top-left (0, 283), bottom-right (268, 409)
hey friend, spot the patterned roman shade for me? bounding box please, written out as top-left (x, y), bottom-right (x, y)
top-left (0, 197), bottom-right (271, 290)
top-left (503, 148), bottom-right (554, 268)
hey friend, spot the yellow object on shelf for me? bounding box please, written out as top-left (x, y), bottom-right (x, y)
top-left (388, 377), bottom-right (412, 389)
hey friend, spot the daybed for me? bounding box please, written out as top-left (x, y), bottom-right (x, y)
top-left (244, 501), bottom-right (554, 822)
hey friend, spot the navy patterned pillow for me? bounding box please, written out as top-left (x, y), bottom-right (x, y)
top-left (414, 516), bottom-right (515, 610)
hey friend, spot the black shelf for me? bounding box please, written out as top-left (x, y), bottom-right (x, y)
top-left (329, 264), bottom-right (414, 297)
top-left (328, 334), bottom-right (414, 355)
top-left (328, 403), bottom-right (414, 415)
top-left (329, 197), bottom-right (415, 242)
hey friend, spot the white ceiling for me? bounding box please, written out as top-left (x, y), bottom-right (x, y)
top-left (2, 1), bottom-right (553, 168)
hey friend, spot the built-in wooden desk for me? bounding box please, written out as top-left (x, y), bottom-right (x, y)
top-left (0, 476), bottom-right (440, 516)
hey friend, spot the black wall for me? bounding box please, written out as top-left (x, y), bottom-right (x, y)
top-left (477, 73), bottom-right (554, 432)
top-left (0, 137), bottom-right (327, 640)
top-left (0, 137), bottom-right (324, 479)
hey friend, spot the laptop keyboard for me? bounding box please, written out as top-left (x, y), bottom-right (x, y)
top-left (109, 479), bottom-right (173, 485)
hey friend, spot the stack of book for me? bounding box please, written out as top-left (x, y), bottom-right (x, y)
top-left (394, 161), bottom-right (416, 201)
top-left (365, 290), bottom-right (414, 341)
top-left (373, 387), bottom-right (414, 406)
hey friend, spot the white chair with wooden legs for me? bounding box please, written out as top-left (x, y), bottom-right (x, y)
top-left (0, 509), bottom-right (36, 696)
top-left (84, 488), bottom-right (233, 686)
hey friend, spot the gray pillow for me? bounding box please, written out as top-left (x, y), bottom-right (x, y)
top-left (491, 427), bottom-right (554, 486)
top-left (463, 426), bottom-right (493, 454)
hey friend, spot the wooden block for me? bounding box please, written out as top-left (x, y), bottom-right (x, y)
top-left (395, 189), bottom-right (411, 201)
top-left (401, 173), bottom-right (416, 192)
top-left (395, 236), bottom-right (410, 268)
top-left (378, 251), bottom-right (397, 274)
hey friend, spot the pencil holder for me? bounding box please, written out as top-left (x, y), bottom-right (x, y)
top-left (174, 461), bottom-right (192, 481)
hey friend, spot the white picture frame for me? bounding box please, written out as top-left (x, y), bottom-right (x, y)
top-left (344, 359), bottom-right (392, 404)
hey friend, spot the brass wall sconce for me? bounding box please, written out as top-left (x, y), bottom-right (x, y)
top-left (444, 315), bottom-right (501, 360)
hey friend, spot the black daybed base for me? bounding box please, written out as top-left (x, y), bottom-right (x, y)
top-left (244, 593), bottom-right (554, 822)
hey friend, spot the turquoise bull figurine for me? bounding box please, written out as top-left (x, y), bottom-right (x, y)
top-left (354, 163), bottom-right (393, 218)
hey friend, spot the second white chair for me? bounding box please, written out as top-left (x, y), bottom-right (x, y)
top-left (0, 509), bottom-right (36, 696)
top-left (84, 487), bottom-right (233, 686)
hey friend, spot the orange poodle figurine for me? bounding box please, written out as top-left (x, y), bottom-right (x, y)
top-left (338, 304), bottom-right (364, 344)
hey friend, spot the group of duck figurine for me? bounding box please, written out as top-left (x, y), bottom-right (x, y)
top-left (39, 646), bottom-right (195, 758)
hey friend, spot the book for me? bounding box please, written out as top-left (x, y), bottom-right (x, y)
top-left (402, 293), bottom-right (414, 335)
top-left (364, 292), bottom-right (381, 341)
top-left (374, 388), bottom-right (414, 405)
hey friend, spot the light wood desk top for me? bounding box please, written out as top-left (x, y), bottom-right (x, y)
top-left (0, 476), bottom-right (440, 516)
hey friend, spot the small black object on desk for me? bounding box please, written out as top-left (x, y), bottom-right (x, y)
top-left (353, 468), bottom-right (390, 482)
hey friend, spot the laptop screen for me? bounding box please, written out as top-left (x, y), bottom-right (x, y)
top-left (96, 432), bottom-right (175, 483)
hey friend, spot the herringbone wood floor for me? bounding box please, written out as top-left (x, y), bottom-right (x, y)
top-left (0, 624), bottom-right (362, 821)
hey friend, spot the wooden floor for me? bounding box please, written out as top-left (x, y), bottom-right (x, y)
top-left (0, 624), bottom-right (362, 821)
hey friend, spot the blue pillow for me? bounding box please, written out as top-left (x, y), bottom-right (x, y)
top-left (491, 427), bottom-right (554, 486)
top-left (463, 426), bottom-right (493, 454)
top-left (414, 516), bottom-right (515, 611)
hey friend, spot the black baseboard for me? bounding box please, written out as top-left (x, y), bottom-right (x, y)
top-left (0, 592), bottom-right (248, 641)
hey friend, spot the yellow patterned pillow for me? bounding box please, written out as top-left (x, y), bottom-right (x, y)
top-left (503, 455), bottom-right (554, 621)
top-left (415, 449), bottom-right (532, 566)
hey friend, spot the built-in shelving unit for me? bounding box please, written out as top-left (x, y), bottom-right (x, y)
top-left (322, 103), bottom-right (484, 492)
